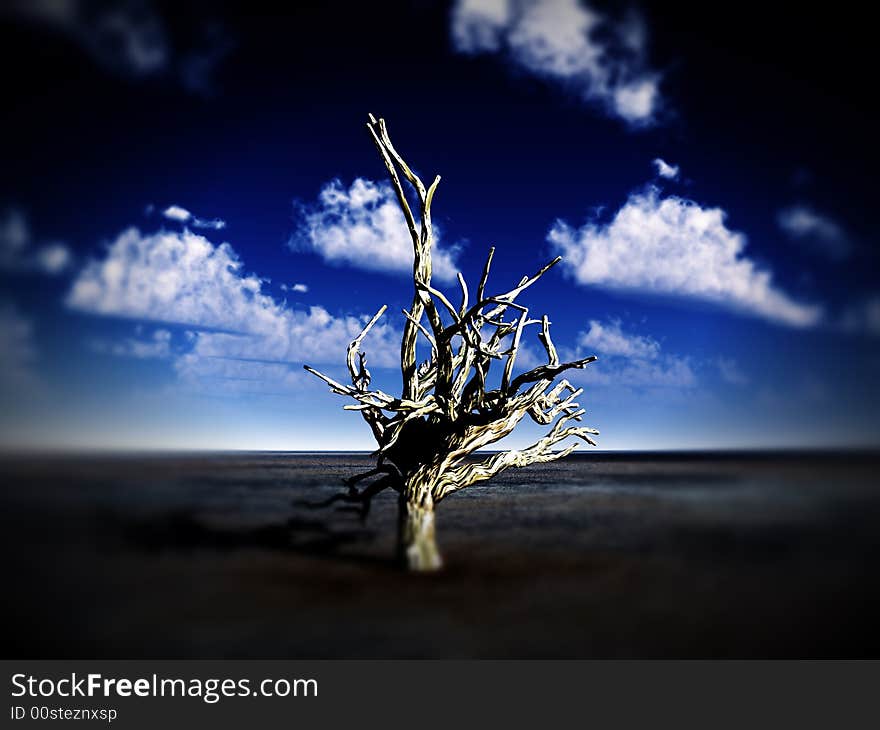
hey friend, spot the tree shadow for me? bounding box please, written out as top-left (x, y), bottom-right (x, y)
top-left (108, 496), bottom-right (391, 569)
top-left (292, 464), bottom-right (401, 522)
top-left (78, 461), bottom-right (410, 570)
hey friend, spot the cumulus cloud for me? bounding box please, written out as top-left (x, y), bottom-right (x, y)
top-left (574, 319), bottom-right (695, 388)
top-left (549, 188), bottom-right (822, 328)
top-left (281, 283), bottom-right (309, 294)
top-left (161, 205), bottom-right (226, 230)
top-left (67, 228), bottom-right (258, 329)
top-left (293, 178), bottom-right (460, 282)
top-left (67, 227), bottom-right (400, 400)
top-left (777, 205), bottom-right (850, 259)
top-left (653, 158), bottom-right (679, 180)
top-left (450, 0), bottom-right (663, 125)
top-left (0, 209), bottom-right (72, 276)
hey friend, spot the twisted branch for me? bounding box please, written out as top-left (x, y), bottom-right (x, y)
top-left (304, 114), bottom-right (598, 503)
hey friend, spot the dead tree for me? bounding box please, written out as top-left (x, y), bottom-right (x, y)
top-left (304, 115), bottom-right (598, 571)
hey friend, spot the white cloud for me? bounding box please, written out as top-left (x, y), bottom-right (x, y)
top-left (0, 303), bottom-right (38, 395)
top-left (549, 188), bottom-right (822, 328)
top-left (161, 205), bottom-right (191, 222)
top-left (573, 318), bottom-right (695, 388)
top-left (716, 356), bottom-right (748, 386)
top-left (576, 320), bottom-right (750, 390)
top-left (67, 228), bottom-right (258, 328)
top-left (294, 177), bottom-right (460, 282)
top-left (777, 205), bottom-right (850, 259)
top-left (93, 328), bottom-right (173, 359)
top-left (602, 355), bottom-right (695, 388)
top-left (281, 282), bottom-right (309, 294)
top-left (67, 228), bottom-right (400, 399)
top-left (0, 208), bottom-right (72, 276)
top-left (194, 218), bottom-right (227, 231)
top-left (173, 354), bottom-right (312, 397)
top-left (185, 305), bottom-right (399, 367)
top-left (450, 0), bottom-right (663, 125)
top-left (0, 209), bottom-right (28, 255)
top-left (451, 0), bottom-right (510, 52)
top-left (161, 204), bottom-right (226, 230)
top-left (613, 79), bottom-right (658, 123)
top-left (578, 319), bottom-right (659, 359)
top-left (36, 243), bottom-right (73, 274)
top-left (653, 158), bottom-right (679, 180)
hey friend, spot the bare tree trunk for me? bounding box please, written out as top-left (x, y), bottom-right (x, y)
top-left (397, 490), bottom-right (442, 572)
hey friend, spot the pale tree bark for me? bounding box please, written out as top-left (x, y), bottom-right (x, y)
top-left (304, 114), bottom-right (598, 571)
top-left (398, 493), bottom-right (441, 571)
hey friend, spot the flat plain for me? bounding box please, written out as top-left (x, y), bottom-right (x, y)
top-left (2, 451), bottom-right (878, 657)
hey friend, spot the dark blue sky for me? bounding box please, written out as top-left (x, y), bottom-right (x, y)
top-left (1, 0), bottom-right (878, 450)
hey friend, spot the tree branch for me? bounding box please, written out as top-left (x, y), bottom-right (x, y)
top-left (304, 114), bottom-right (599, 502)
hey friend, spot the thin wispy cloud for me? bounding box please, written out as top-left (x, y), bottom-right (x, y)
top-left (92, 328), bottom-right (173, 359)
top-left (840, 296), bottom-right (880, 337)
top-left (292, 177), bottom-right (460, 282)
top-left (450, 0), bottom-right (663, 126)
top-left (0, 208), bottom-right (72, 276)
top-left (0, 302), bottom-right (38, 396)
top-left (3, 0), bottom-right (231, 94)
top-left (716, 356), bottom-right (749, 386)
top-left (173, 354), bottom-right (312, 398)
top-left (777, 204), bottom-right (850, 259)
top-left (0, 209), bottom-right (28, 256)
top-left (653, 158), bottom-right (679, 180)
top-left (185, 305), bottom-right (399, 367)
top-left (178, 23), bottom-right (235, 96)
top-left (578, 318), bottom-right (660, 359)
top-left (573, 319), bottom-right (695, 388)
top-left (6, 0), bottom-right (169, 76)
top-left (161, 204), bottom-right (226, 230)
top-left (549, 188), bottom-right (822, 328)
top-left (36, 244), bottom-right (73, 275)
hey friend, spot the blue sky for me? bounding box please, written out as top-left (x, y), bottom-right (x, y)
top-left (1, 0), bottom-right (878, 451)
